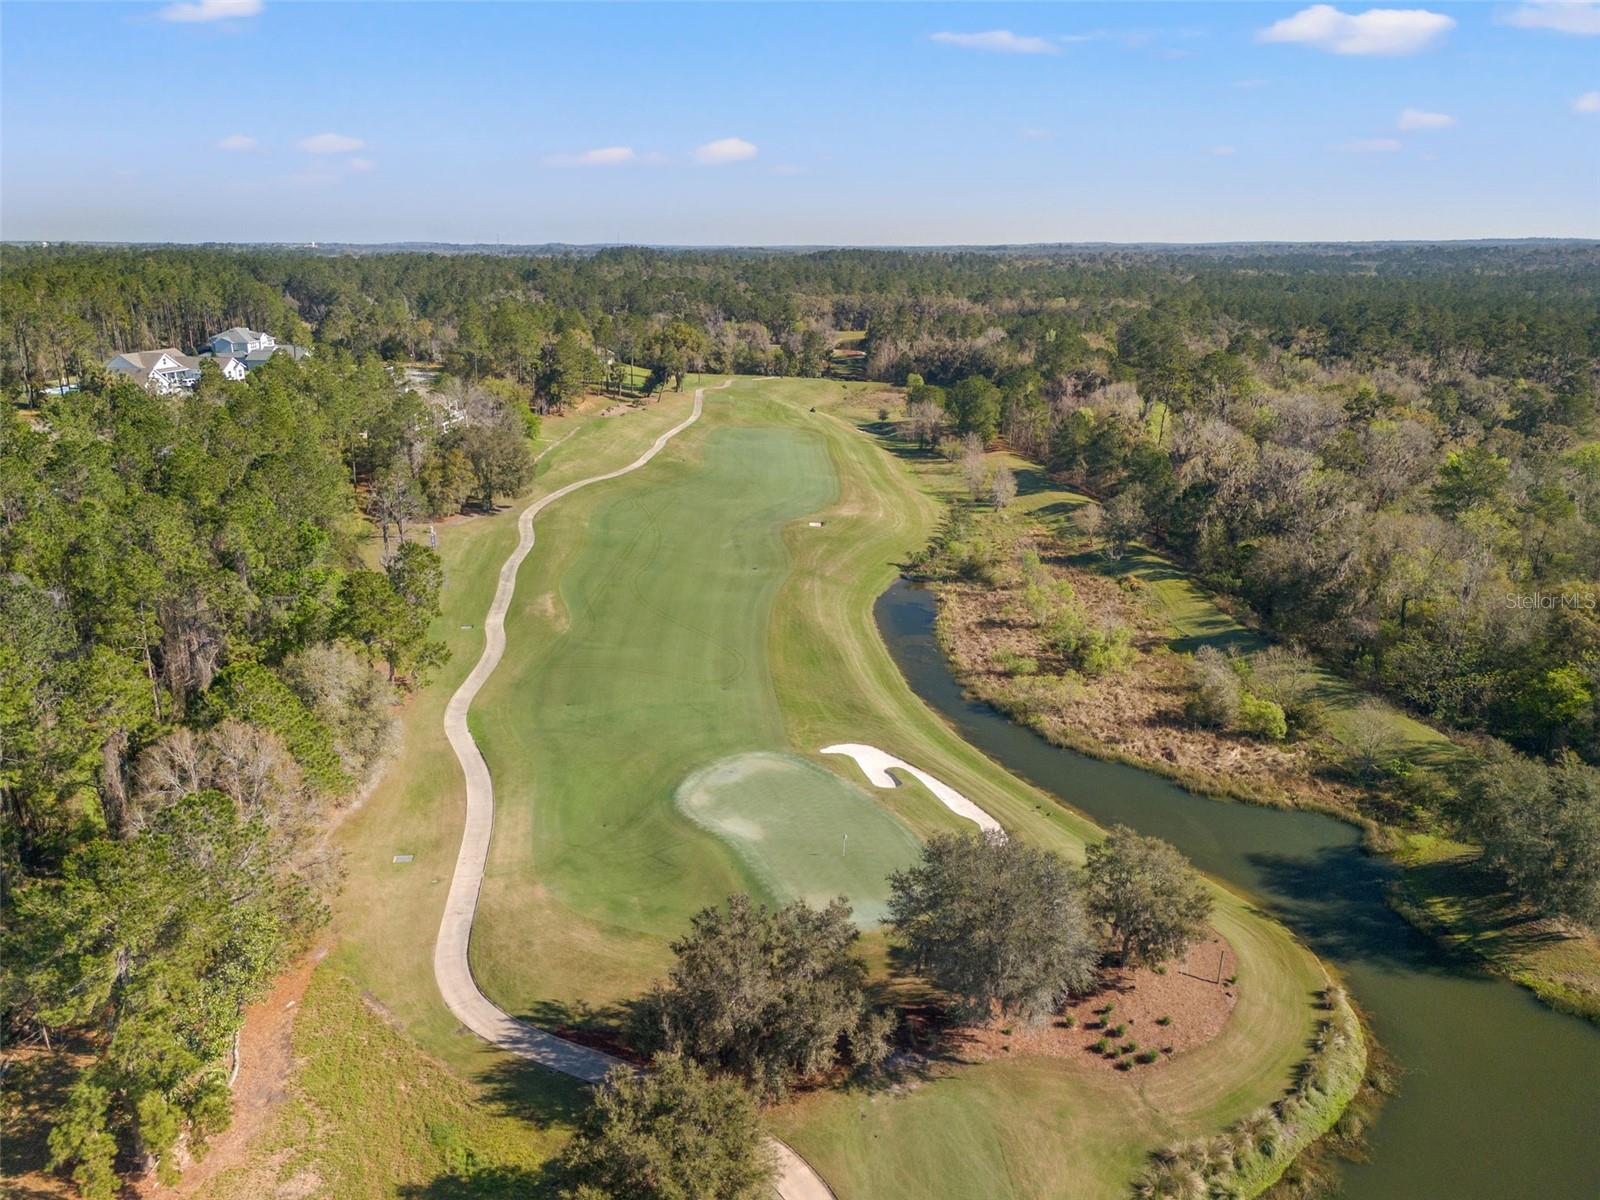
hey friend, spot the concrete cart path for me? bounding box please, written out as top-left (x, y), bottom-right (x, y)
top-left (432, 381), bottom-right (835, 1199)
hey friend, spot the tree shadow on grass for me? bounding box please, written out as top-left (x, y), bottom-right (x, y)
top-left (472, 1053), bottom-right (591, 1130)
top-left (396, 1163), bottom-right (564, 1199)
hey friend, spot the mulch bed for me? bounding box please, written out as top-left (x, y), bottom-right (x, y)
top-left (950, 932), bottom-right (1239, 1073)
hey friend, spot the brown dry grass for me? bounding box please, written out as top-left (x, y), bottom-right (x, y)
top-left (935, 523), bottom-right (1366, 814)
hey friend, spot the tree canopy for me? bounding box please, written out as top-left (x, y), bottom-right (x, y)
top-left (887, 831), bottom-right (1097, 1020)
top-left (556, 1055), bottom-right (774, 1200)
top-left (633, 894), bottom-right (889, 1099)
top-left (1082, 826), bottom-right (1214, 967)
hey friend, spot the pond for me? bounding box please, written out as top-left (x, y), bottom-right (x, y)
top-left (877, 579), bottom-right (1600, 1200)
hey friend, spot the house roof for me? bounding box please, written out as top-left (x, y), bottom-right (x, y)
top-left (213, 326), bottom-right (266, 343)
top-left (243, 343), bottom-right (310, 365)
top-left (109, 348), bottom-right (199, 372)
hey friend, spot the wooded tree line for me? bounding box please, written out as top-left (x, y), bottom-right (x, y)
top-left (0, 353), bottom-right (486, 1195)
top-left (7, 242), bottom-right (1594, 403)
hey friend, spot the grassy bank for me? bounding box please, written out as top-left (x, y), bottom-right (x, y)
top-left (185, 392), bottom-right (711, 1196)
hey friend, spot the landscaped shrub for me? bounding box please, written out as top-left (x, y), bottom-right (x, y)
top-left (1135, 1050), bottom-right (1159, 1064)
top-left (1237, 694), bottom-right (1288, 741)
top-left (1155, 1015), bottom-right (1172, 1026)
top-left (1090, 1038), bottom-right (1111, 1054)
top-left (1108, 1024), bottom-right (1126, 1037)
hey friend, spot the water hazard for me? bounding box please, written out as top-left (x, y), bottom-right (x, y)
top-left (876, 578), bottom-right (1600, 1200)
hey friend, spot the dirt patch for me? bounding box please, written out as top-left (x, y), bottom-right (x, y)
top-left (148, 948), bottom-right (326, 1197)
top-left (952, 932), bottom-right (1239, 1073)
top-left (532, 591), bottom-right (569, 633)
top-left (936, 542), bottom-right (1365, 812)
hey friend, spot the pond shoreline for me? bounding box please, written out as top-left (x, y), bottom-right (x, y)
top-left (875, 577), bottom-right (1600, 1199)
top-left (923, 569), bottom-right (1600, 1027)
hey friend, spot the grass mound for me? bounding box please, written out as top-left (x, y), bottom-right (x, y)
top-left (675, 751), bottom-right (922, 925)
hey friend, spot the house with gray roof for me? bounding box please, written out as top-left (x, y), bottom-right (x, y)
top-left (206, 326), bottom-right (311, 372)
top-left (208, 326), bottom-right (277, 357)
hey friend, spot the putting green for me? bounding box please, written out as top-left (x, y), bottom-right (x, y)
top-left (675, 751), bottom-right (922, 925)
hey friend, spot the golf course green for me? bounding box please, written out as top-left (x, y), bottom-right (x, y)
top-left (676, 750), bottom-right (922, 924)
top-left (322, 377), bottom-right (1351, 1199)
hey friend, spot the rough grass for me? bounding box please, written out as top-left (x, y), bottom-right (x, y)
top-left (1391, 833), bottom-right (1600, 1024)
top-left (932, 445), bottom-right (1600, 1021)
top-left (733, 381), bottom-right (1340, 1199)
top-left (195, 968), bottom-right (580, 1200)
top-left (329, 391), bottom-right (711, 1062)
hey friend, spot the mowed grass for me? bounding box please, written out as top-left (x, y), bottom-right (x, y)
top-left (330, 390), bottom-right (708, 1062)
top-left (246, 378), bottom-right (1340, 1200)
top-left (676, 751), bottom-right (922, 925)
top-left (188, 395), bottom-right (717, 1195)
top-left (470, 401), bottom-right (950, 1018)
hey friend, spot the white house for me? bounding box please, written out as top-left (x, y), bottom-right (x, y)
top-left (107, 327), bottom-right (311, 393)
top-left (105, 348), bottom-right (202, 394)
top-left (208, 326), bottom-right (277, 357)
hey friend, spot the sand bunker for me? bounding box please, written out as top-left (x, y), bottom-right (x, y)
top-left (820, 744), bottom-right (1003, 835)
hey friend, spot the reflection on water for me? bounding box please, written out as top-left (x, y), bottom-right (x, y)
top-left (876, 579), bottom-right (1600, 1200)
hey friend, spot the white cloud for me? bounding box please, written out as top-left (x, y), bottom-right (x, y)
top-left (216, 133), bottom-right (257, 151)
top-left (1211, 145), bottom-right (1238, 156)
top-left (1337, 137), bottom-right (1404, 152)
top-left (1502, 2), bottom-right (1600, 35)
top-left (1398, 107), bottom-right (1455, 129)
top-left (1258, 5), bottom-right (1455, 55)
top-left (347, 157), bottom-right (376, 172)
top-left (1575, 90), bottom-right (1600, 112)
top-left (298, 132), bottom-right (365, 154)
top-left (930, 30), bottom-right (1059, 55)
top-left (694, 137), bottom-right (758, 165)
top-left (156, 0), bottom-right (261, 22)
top-left (544, 146), bottom-right (637, 167)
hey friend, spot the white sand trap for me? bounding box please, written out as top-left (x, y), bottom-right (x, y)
top-left (820, 744), bottom-right (1004, 836)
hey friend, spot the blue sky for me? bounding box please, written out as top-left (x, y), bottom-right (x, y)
top-left (2, 1), bottom-right (1596, 244)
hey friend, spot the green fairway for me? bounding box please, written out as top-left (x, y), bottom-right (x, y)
top-left (676, 751), bottom-right (922, 924)
top-left (312, 376), bottom-right (1346, 1200)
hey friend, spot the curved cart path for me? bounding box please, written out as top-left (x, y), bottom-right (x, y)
top-left (432, 382), bottom-right (835, 1200)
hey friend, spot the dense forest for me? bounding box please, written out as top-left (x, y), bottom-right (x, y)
top-left (0, 344), bottom-right (546, 1192)
top-left (4, 241), bottom-right (1598, 1189)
